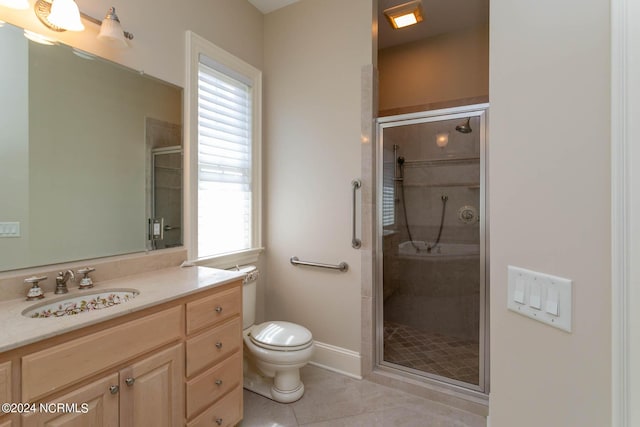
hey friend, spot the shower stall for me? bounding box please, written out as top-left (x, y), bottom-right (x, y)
top-left (376, 105), bottom-right (488, 394)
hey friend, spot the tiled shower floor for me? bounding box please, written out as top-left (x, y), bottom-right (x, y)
top-left (383, 321), bottom-right (480, 385)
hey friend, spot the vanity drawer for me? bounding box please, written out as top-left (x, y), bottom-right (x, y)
top-left (186, 351), bottom-right (241, 419)
top-left (0, 361), bottom-right (11, 406)
top-left (22, 306), bottom-right (183, 402)
top-left (186, 286), bottom-right (241, 335)
top-left (187, 385), bottom-right (242, 427)
top-left (186, 317), bottom-right (241, 377)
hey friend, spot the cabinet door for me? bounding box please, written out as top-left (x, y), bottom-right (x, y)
top-left (0, 361), bottom-right (11, 408)
top-left (21, 373), bottom-right (119, 427)
top-left (119, 344), bottom-right (184, 427)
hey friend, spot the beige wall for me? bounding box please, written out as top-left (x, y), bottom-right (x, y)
top-left (0, 0), bottom-right (263, 87)
top-left (489, 1), bottom-right (611, 426)
top-left (263, 0), bottom-right (371, 358)
top-left (378, 25), bottom-right (488, 113)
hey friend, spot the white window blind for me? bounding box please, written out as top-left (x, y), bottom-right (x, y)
top-left (197, 58), bottom-right (253, 258)
top-left (382, 150), bottom-right (395, 227)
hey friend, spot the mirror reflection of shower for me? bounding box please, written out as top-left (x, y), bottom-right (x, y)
top-left (151, 146), bottom-right (183, 250)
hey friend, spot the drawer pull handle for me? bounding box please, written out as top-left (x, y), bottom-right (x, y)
top-left (109, 385), bottom-right (119, 395)
top-left (216, 418), bottom-right (223, 425)
top-left (125, 377), bottom-right (135, 386)
top-left (215, 306), bottom-right (223, 313)
top-left (215, 379), bottom-right (223, 386)
top-left (215, 341), bottom-right (223, 349)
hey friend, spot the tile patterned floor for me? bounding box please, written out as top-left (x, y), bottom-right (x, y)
top-left (383, 322), bottom-right (480, 385)
top-left (240, 365), bottom-right (486, 427)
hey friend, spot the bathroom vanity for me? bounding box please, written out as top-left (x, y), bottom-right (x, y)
top-left (0, 266), bottom-right (243, 427)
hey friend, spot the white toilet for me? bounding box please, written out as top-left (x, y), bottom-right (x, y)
top-left (239, 265), bottom-right (314, 403)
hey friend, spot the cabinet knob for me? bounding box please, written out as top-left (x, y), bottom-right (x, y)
top-left (215, 306), bottom-right (223, 313)
top-left (215, 379), bottom-right (223, 386)
top-left (215, 341), bottom-right (223, 349)
top-left (215, 418), bottom-right (223, 425)
top-left (109, 385), bottom-right (119, 395)
top-left (125, 377), bottom-right (135, 386)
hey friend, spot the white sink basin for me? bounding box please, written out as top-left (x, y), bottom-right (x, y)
top-left (23, 289), bottom-right (139, 318)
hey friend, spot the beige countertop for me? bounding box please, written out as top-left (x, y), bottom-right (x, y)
top-left (0, 265), bottom-right (244, 353)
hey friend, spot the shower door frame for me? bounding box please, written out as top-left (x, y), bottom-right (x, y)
top-left (374, 103), bottom-right (490, 396)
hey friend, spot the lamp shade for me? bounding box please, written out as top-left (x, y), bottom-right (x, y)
top-left (47, 0), bottom-right (84, 31)
top-left (97, 7), bottom-right (127, 47)
top-left (0, 0), bottom-right (29, 10)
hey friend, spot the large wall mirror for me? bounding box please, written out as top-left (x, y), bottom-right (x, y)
top-left (0, 21), bottom-right (183, 272)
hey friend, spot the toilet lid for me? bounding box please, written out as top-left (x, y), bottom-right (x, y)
top-left (249, 321), bottom-right (312, 350)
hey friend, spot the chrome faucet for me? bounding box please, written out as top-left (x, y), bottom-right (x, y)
top-left (55, 270), bottom-right (75, 294)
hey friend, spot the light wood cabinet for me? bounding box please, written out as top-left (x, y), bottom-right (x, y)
top-left (185, 285), bottom-right (242, 425)
top-left (1, 278), bottom-right (242, 427)
top-left (22, 373), bottom-right (119, 427)
top-left (120, 344), bottom-right (183, 427)
top-left (22, 307), bottom-right (182, 402)
top-left (21, 344), bottom-right (183, 427)
top-left (0, 361), bottom-right (11, 409)
top-left (186, 287), bottom-right (241, 335)
top-left (187, 387), bottom-right (242, 427)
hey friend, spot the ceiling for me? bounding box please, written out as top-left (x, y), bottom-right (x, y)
top-left (378, 0), bottom-right (489, 49)
top-left (248, 0), bottom-right (300, 14)
top-left (248, 0), bottom-right (488, 50)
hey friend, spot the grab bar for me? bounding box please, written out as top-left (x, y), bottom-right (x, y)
top-left (290, 256), bottom-right (349, 272)
top-left (352, 179), bottom-right (362, 249)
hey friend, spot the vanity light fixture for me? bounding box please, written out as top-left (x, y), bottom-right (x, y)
top-left (0, 0), bottom-right (29, 10)
top-left (384, 0), bottom-right (424, 29)
top-left (34, 0), bottom-right (133, 46)
top-left (97, 7), bottom-right (129, 47)
top-left (44, 0), bottom-right (84, 31)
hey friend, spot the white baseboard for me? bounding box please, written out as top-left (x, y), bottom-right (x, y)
top-left (309, 340), bottom-right (362, 379)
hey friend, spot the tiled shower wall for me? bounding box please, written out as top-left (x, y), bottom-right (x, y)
top-left (382, 116), bottom-right (481, 342)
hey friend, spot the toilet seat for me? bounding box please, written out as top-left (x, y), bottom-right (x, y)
top-left (249, 321), bottom-right (313, 352)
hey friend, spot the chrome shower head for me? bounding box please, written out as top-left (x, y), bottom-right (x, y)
top-left (455, 117), bottom-right (472, 134)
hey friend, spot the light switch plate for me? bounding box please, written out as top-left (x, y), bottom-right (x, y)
top-left (507, 265), bottom-right (572, 332)
top-left (0, 222), bottom-right (20, 237)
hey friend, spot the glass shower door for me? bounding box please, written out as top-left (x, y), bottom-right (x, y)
top-left (377, 108), bottom-right (487, 392)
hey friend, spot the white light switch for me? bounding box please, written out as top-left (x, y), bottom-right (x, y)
top-left (514, 277), bottom-right (525, 304)
top-left (507, 265), bottom-right (572, 332)
top-left (545, 288), bottom-right (559, 316)
top-left (0, 222), bottom-right (20, 237)
top-left (529, 282), bottom-right (542, 309)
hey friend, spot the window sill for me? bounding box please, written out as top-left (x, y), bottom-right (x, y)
top-left (194, 248), bottom-right (264, 270)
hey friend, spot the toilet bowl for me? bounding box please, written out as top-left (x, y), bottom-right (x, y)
top-left (235, 265), bottom-right (314, 403)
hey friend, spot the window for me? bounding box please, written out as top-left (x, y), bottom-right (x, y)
top-left (187, 32), bottom-right (262, 263)
top-left (382, 148), bottom-right (395, 227)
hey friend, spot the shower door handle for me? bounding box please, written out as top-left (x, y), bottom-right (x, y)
top-left (352, 179), bottom-right (362, 249)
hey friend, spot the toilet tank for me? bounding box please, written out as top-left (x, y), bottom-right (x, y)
top-left (235, 265), bottom-right (258, 329)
